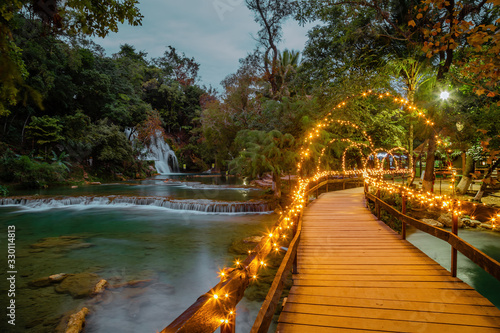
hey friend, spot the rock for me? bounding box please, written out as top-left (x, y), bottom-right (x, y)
top-left (55, 273), bottom-right (102, 298)
top-left (50, 273), bottom-right (70, 282)
top-left (243, 236), bottom-right (264, 243)
top-left (29, 277), bottom-right (52, 288)
top-left (71, 186), bottom-right (78, 189)
top-left (31, 236), bottom-right (84, 249)
top-left (421, 219), bottom-right (444, 228)
top-left (437, 213), bottom-right (452, 227)
top-left (89, 182), bottom-right (101, 185)
top-left (462, 218), bottom-right (482, 228)
top-left (480, 223), bottom-right (493, 230)
top-left (437, 213), bottom-right (464, 228)
top-left (64, 307), bottom-right (89, 333)
top-left (92, 279), bottom-right (108, 295)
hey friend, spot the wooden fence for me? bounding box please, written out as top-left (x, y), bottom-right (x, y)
top-left (365, 184), bottom-right (500, 281)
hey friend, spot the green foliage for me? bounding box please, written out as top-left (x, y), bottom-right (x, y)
top-left (230, 130), bottom-right (297, 181)
top-left (0, 149), bottom-right (68, 188)
top-left (0, 184), bottom-right (8, 196)
top-left (25, 115), bottom-right (64, 147)
top-left (88, 119), bottom-right (133, 170)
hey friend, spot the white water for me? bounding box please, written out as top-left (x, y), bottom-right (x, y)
top-left (0, 196), bottom-right (272, 213)
top-left (125, 128), bottom-right (180, 174)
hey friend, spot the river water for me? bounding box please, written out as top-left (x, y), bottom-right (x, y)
top-left (0, 176), bottom-right (276, 332)
top-left (406, 226), bottom-right (500, 308)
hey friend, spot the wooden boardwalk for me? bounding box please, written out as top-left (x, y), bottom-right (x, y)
top-left (276, 187), bottom-right (500, 333)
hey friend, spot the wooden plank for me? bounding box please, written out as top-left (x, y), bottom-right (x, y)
top-left (283, 302), bottom-right (500, 327)
top-left (285, 294), bottom-right (500, 316)
top-left (291, 279), bottom-right (475, 290)
top-left (278, 311), bottom-right (500, 333)
top-left (288, 286), bottom-right (493, 306)
top-left (276, 323), bottom-right (393, 333)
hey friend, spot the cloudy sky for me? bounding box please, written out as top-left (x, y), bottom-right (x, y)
top-left (94, 0), bottom-right (314, 90)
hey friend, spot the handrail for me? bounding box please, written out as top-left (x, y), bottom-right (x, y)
top-left (249, 210), bottom-right (303, 333)
top-left (365, 190), bottom-right (500, 282)
top-left (159, 176), bottom-right (359, 333)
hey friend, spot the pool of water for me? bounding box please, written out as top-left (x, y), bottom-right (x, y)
top-left (8, 175), bottom-right (263, 202)
top-left (407, 227), bottom-right (500, 308)
top-left (0, 176), bottom-right (276, 333)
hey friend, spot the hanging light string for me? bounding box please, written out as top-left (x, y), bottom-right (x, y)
top-left (212, 90), bottom-right (487, 327)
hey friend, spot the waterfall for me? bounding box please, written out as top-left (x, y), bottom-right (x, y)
top-left (0, 196), bottom-right (272, 213)
top-left (125, 128), bottom-right (180, 174)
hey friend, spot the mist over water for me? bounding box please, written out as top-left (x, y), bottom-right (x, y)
top-left (0, 176), bottom-right (276, 332)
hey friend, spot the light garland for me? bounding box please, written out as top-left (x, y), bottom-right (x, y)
top-left (209, 90), bottom-right (499, 330)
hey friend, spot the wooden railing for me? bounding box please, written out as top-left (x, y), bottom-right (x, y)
top-left (159, 175), bottom-right (362, 333)
top-left (365, 185), bottom-right (500, 282)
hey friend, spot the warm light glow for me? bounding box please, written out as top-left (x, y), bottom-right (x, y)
top-left (440, 91), bottom-right (450, 100)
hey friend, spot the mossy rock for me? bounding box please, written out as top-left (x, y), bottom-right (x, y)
top-left (55, 273), bottom-right (101, 298)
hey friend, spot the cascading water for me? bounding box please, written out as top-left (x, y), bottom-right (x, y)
top-left (125, 128), bottom-right (180, 174)
top-left (0, 196), bottom-right (272, 213)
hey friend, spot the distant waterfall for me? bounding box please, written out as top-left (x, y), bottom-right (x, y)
top-left (126, 128), bottom-right (180, 174)
top-left (0, 196), bottom-right (272, 213)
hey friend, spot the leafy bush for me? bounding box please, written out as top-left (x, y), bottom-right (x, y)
top-left (0, 185), bottom-right (8, 196)
top-left (0, 149), bottom-right (69, 188)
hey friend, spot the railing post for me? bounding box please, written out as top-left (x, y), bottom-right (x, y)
top-left (292, 213), bottom-right (299, 274)
top-left (326, 176), bottom-right (329, 193)
top-left (220, 316), bottom-right (235, 333)
top-left (451, 210), bottom-right (459, 277)
top-left (401, 193), bottom-right (406, 240)
top-left (343, 175), bottom-right (346, 190)
top-left (376, 188), bottom-right (381, 219)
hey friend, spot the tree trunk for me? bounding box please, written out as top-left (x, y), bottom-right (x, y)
top-left (422, 136), bottom-right (436, 192)
top-left (474, 159), bottom-right (500, 202)
top-left (407, 151), bottom-right (421, 187)
top-left (456, 154), bottom-right (475, 194)
top-left (273, 172), bottom-right (281, 198)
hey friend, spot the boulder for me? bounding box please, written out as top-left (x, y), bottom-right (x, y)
top-left (437, 213), bottom-right (464, 228)
top-left (55, 273), bottom-right (102, 298)
top-left (462, 218), bottom-right (482, 228)
top-left (421, 219), bottom-right (444, 228)
top-left (437, 213), bottom-right (452, 227)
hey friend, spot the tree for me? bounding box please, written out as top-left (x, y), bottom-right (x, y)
top-left (230, 129), bottom-right (297, 198)
top-left (417, 0), bottom-right (499, 99)
top-left (0, 0), bottom-right (143, 114)
top-left (25, 115), bottom-right (63, 157)
top-left (245, 0), bottom-right (293, 98)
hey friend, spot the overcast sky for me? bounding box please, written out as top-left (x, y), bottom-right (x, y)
top-left (94, 0), bottom-right (313, 90)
